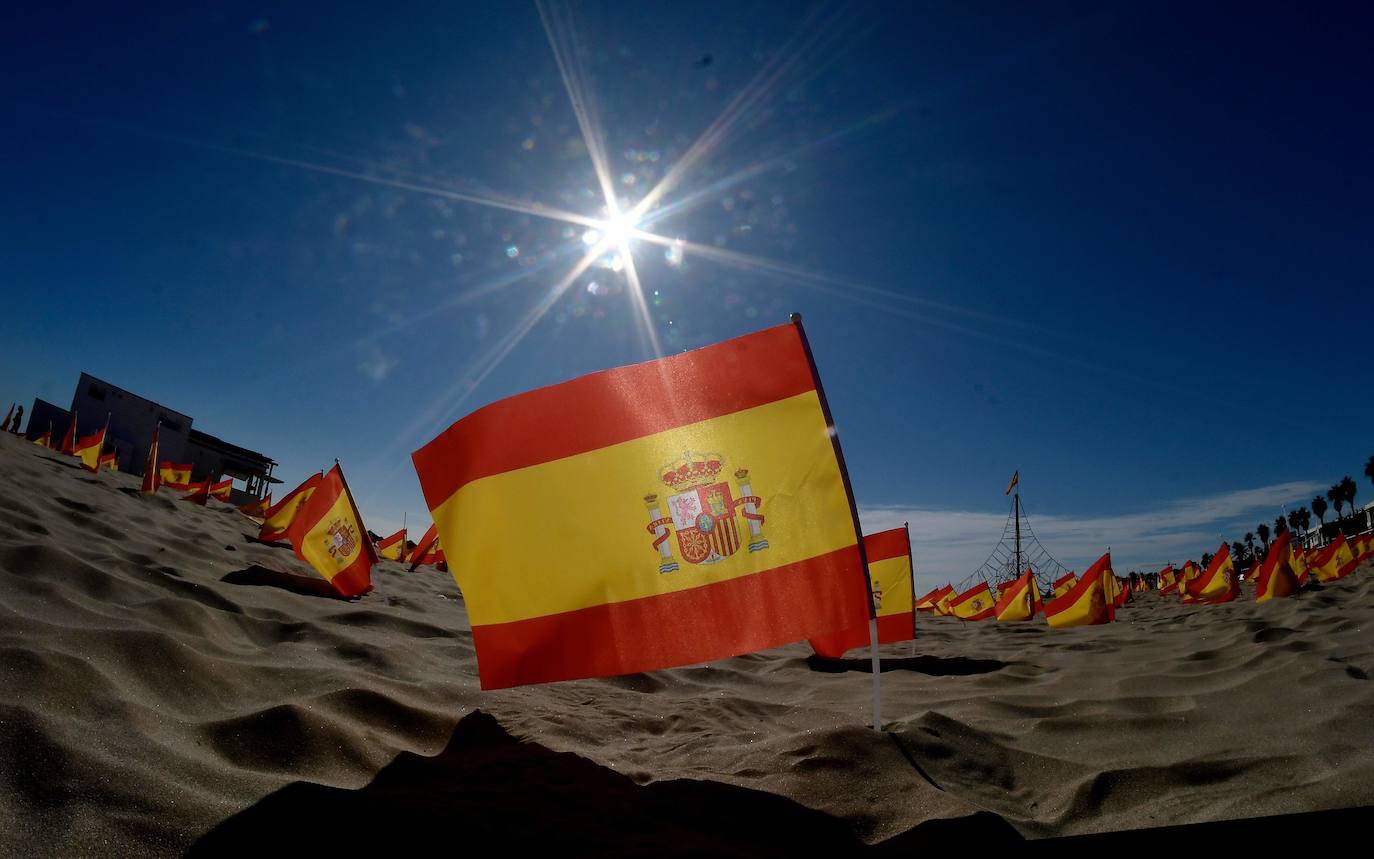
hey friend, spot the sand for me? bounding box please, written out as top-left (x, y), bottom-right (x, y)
top-left (2, 432), bottom-right (1372, 855)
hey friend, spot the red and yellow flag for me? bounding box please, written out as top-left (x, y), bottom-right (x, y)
top-left (1309, 535), bottom-right (1358, 582)
top-left (285, 463), bottom-right (376, 597)
top-left (99, 452), bottom-right (118, 471)
top-left (377, 528), bottom-right (409, 562)
top-left (1044, 552), bottom-right (1113, 628)
top-left (994, 569), bottom-right (1042, 621)
top-left (932, 586), bottom-right (957, 616)
top-left (1292, 547), bottom-right (1310, 585)
top-left (1178, 560), bottom-right (1203, 603)
top-left (237, 494), bottom-right (272, 520)
top-left (407, 523), bottom-right (440, 571)
top-left (949, 581), bottom-right (996, 621)
top-left (1157, 565), bottom-right (1178, 595)
top-left (59, 412), bottom-right (78, 455)
top-left (208, 479), bottom-right (233, 503)
top-left (159, 461), bottom-right (193, 490)
top-left (74, 426), bottom-right (107, 472)
top-left (32, 430), bottom-right (51, 449)
top-left (1192, 543), bottom-right (1239, 604)
top-left (1255, 530), bottom-right (1301, 603)
top-left (810, 526), bottom-right (914, 658)
top-left (411, 321), bottom-right (871, 690)
top-left (1355, 534), bottom-right (1374, 563)
top-left (915, 584), bottom-right (951, 612)
top-left (181, 478), bottom-right (211, 505)
top-left (259, 473), bottom-right (323, 542)
top-left (1052, 572), bottom-right (1077, 598)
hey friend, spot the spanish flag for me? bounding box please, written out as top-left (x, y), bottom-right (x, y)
top-left (1192, 543), bottom-right (1239, 604)
top-left (160, 462), bottom-right (193, 490)
top-left (1310, 535), bottom-right (1358, 583)
top-left (32, 429), bottom-right (51, 449)
top-left (1158, 565), bottom-right (1177, 595)
top-left (181, 478), bottom-right (211, 505)
top-left (377, 528), bottom-right (409, 562)
top-left (411, 320), bottom-right (872, 690)
top-left (259, 473), bottom-right (323, 542)
top-left (59, 412), bottom-right (79, 456)
top-left (809, 526), bottom-right (914, 658)
top-left (237, 494), bottom-right (272, 520)
top-left (141, 427), bottom-right (161, 493)
top-left (1292, 547), bottom-right (1310, 585)
top-left (407, 523), bottom-right (440, 571)
top-left (74, 426), bottom-right (107, 472)
top-left (933, 586), bottom-right (957, 617)
top-left (949, 581), bottom-right (996, 621)
top-left (915, 584), bottom-right (951, 612)
top-left (1255, 531), bottom-right (1301, 603)
top-left (99, 452), bottom-right (118, 471)
top-left (994, 569), bottom-right (1042, 621)
top-left (1179, 560), bottom-right (1202, 603)
top-left (284, 463), bottom-right (376, 597)
top-left (1356, 534), bottom-right (1374, 563)
top-left (207, 479), bottom-right (233, 503)
top-left (1052, 572), bottom-right (1077, 598)
top-left (1109, 575), bottom-right (1131, 608)
top-left (1044, 552), bottom-right (1113, 628)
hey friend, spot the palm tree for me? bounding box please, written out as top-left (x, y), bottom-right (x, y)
top-left (1274, 515), bottom-right (1288, 536)
top-left (1231, 541), bottom-right (1246, 564)
top-left (1340, 475), bottom-right (1358, 517)
top-left (1313, 496), bottom-right (1328, 526)
top-left (1328, 485), bottom-right (1345, 520)
top-left (1201, 551), bottom-right (1214, 569)
top-left (1257, 523), bottom-right (1271, 552)
top-left (1365, 455), bottom-right (1374, 490)
top-left (1245, 532), bottom-right (1256, 560)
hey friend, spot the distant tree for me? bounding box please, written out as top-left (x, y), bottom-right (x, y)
top-left (1287, 509), bottom-right (1302, 534)
top-left (1201, 551), bottom-right (1214, 569)
top-left (1231, 541), bottom-right (1246, 564)
top-left (1313, 496), bottom-right (1328, 525)
top-left (1299, 507), bottom-right (1312, 534)
top-left (1257, 523), bottom-right (1271, 551)
top-left (1329, 485), bottom-right (1345, 520)
top-left (1340, 475), bottom-right (1358, 517)
top-left (1274, 516), bottom-right (1288, 536)
top-left (1245, 532), bottom-right (1256, 559)
top-left (1365, 455), bottom-right (1374, 489)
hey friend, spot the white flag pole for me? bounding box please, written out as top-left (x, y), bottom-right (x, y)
top-left (868, 618), bottom-right (882, 731)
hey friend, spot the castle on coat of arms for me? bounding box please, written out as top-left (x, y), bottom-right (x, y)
top-left (643, 451), bottom-right (767, 574)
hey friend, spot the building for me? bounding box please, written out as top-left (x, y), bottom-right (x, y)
top-left (25, 373), bottom-right (277, 504)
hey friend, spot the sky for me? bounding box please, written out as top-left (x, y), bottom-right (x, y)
top-left (2, 1), bottom-right (1372, 592)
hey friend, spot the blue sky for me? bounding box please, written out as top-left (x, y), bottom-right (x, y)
top-left (2, 2), bottom-right (1371, 589)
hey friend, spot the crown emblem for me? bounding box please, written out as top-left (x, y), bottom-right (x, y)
top-left (659, 451), bottom-right (724, 490)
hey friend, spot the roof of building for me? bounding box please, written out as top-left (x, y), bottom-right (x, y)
top-left (188, 428), bottom-right (276, 466)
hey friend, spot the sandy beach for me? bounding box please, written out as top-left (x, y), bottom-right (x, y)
top-left (2, 433), bottom-right (1372, 855)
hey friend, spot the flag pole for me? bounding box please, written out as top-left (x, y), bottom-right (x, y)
top-left (905, 521), bottom-right (916, 658)
top-left (790, 312), bottom-right (880, 731)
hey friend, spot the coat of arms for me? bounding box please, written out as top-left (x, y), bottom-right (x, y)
top-left (643, 452), bottom-right (767, 574)
top-left (325, 519), bottom-right (359, 566)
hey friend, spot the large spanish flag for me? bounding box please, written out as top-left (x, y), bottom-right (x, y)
top-left (377, 528), bottom-right (409, 562)
top-left (949, 581), bottom-right (996, 620)
top-left (259, 473), bottom-right (323, 542)
top-left (1044, 552), bottom-right (1113, 628)
top-left (285, 463), bottom-right (376, 597)
top-left (915, 584), bottom-right (951, 612)
top-left (160, 461), bottom-right (193, 490)
top-left (809, 526), bottom-right (914, 658)
top-left (1052, 572), bottom-right (1077, 598)
top-left (994, 569), bottom-right (1041, 621)
top-left (1310, 535), bottom-right (1358, 582)
top-left (411, 320), bottom-right (871, 690)
top-left (1255, 531), bottom-right (1301, 603)
top-left (73, 426), bottom-right (107, 472)
top-left (1192, 543), bottom-right (1239, 604)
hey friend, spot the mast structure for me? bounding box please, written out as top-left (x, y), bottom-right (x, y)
top-left (957, 485), bottom-right (1072, 593)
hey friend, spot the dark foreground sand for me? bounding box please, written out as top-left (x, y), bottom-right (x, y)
top-left (2, 433), bottom-right (1372, 855)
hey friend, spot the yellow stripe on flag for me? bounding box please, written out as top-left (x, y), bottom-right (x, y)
top-left (869, 555), bottom-right (912, 618)
top-left (296, 490), bottom-right (367, 584)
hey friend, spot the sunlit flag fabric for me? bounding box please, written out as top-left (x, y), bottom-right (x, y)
top-left (74, 426), bottom-right (107, 472)
top-left (377, 528), bottom-right (408, 562)
top-left (1044, 552), bottom-right (1114, 628)
top-left (809, 526), bottom-right (914, 658)
top-left (1310, 535), bottom-right (1358, 582)
top-left (284, 463), bottom-right (376, 597)
top-left (98, 452), bottom-right (118, 471)
top-left (237, 494), bottom-right (272, 520)
top-left (1191, 543), bottom-right (1239, 604)
top-left (1179, 561), bottom-right (1203, 603)
top-left (411, 320), bottom-right (871, 690)
top-left (1356, 535), bottom-right (1374, 563)
top-left (59, 413), bottom-right (78, 456)
top-left (1005, 470), bottom-right (1019, 495)
top-left (407, 523), bottom-right (439, 571)
top-left (141, 428), bottom-right (160, 493)
top-left (1292, 548), bottom-right (1310, 585)
top-left (949, 582), bottom-right (996, 621)
top-left (933, 586), bottom-right (957, 617)
top-left (994, 569), bottom-right (1042, 621)
top-left (159, 462), bottom-right (193, 490)
top-left (1052, 572), bottom-right (1077, 598)
top-left (915, 584), bottom-right (951, 612)
top-left (1255, 530), bottom-right (1302, 603)
top-left (181, 479), bottom-right (211, 505)
top-left (208, 479), bottom-right (232, 503)
top-left (258, 473), bottom-right (323, 542)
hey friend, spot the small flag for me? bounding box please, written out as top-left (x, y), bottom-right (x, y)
top-left (377, 528), bottom-right (409, 562)
top-left (407, 523), bottom-right (440, 571)
top-left (1044, 552), bottom-right (1113, 628)
top-left (141, 427), bottom-right (161, 493)
top-left (1052, 572), bottom-right (1077, 598)
top-left (284, 463), bottom-right (376, 597)
top-left (1157, 565), bottom-right (1178, 595)
top-left (933, 586), bottom-right (957, 616)
top-left (915, 584), bottom-right (951, 612)
top-left (59, 412), bottom-right (79, 456)
top-left (949, 581), bottom-right (996, 621)
top-left (32, 430), bottom-right (51, 449)
top-left (1005, 470), bottom-right (1019, 495)
top-left (98, 452), bottom-right (118, 471)
top-left (1309, 535), bottom-right (1358, 582)
top-left (73, 426), bottom-right (107, 472)
top-left (259, 474), bottom-right (323, 542)
top-left (237, 494), bottom-right (272, 519)
top-left (809, 526), bottom-right (915, 658)
top-left (1178, 560), bottom-right (1202, 603)
top-left (1255, 531), bottom-right (1301, 603)
top-left (1292, 547), bottom-right (1310, 585)
top-left (1191, 545), bottom-right (1239, 604)
top-left (159, 462), bottom-right (193, 490)
top-left (181, 479), bottom-right (211, 505)
top-left (208, 479), bottom-right (233, 502)
top-left (411, 320), bottom-right (871, 690)
top-left (1357, 535), bottom-right (1374, 563)
top-left (994, 569), bottom-right (1042, 621)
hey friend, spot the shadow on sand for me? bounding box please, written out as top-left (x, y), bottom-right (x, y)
top-left (220, 565), bottom-right (352, 600)
top-left (806, 653), bottom-right (1007, 676)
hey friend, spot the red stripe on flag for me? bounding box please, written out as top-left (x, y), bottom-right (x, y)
top-left (863, 527), bottom-right (910, 564)
top-left (469, 546), bottom-right (865, 690)
top-left (412, 323), bottom-right (816, 511)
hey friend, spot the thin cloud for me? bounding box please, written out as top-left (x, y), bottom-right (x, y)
top-left (860, 480), bottom-right (1325, 591)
